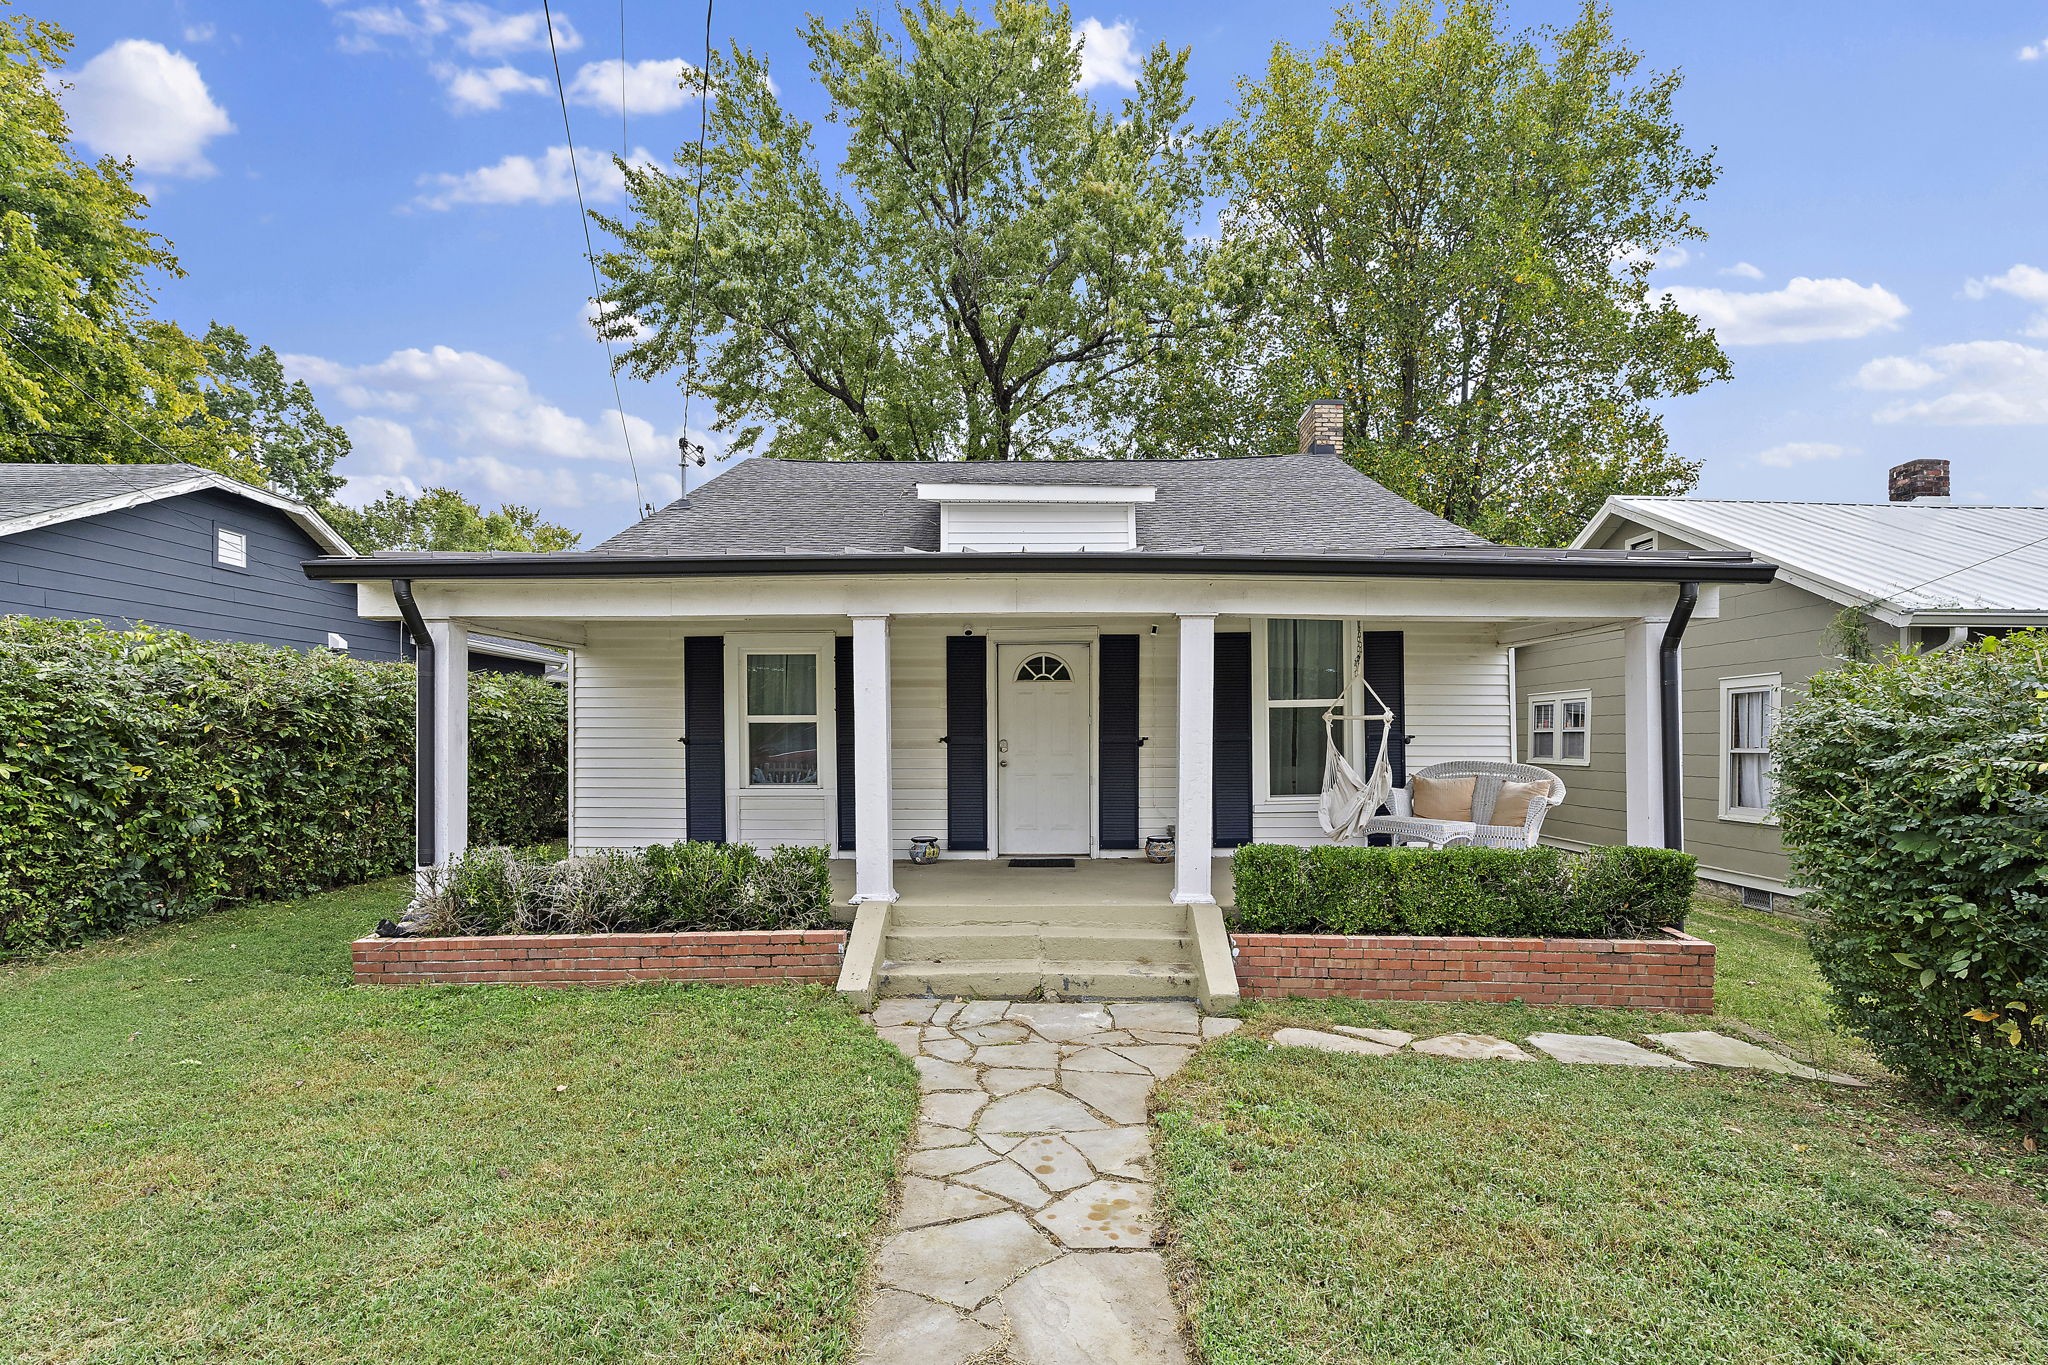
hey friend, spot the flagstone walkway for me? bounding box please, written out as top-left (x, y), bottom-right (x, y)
top-left (856, 998), bottom-right (1235, 1365)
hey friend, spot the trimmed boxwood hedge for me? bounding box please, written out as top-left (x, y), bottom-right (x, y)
top-left (0, 618), bottom-right (567, 954)
top-left (1774, 630), bottom-right (2048, 1130)
top-left (413, 841), bottom-right (835, 936)
top-left (1229, 843), bottom-right (1696, 939)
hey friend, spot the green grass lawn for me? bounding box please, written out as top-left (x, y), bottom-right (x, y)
top-left (0, 879), bottom-right (919, 1365)
top-left (1155, 899), bottom-right (2048, 1365)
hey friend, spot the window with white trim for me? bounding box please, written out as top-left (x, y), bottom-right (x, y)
top-left (1720, 675), bottom-right (1781, 821)
top-left (214, 525), bottom-right (248, 570)
top-left (1262, 618), bottom-right (1346, 798)
top-left (743, 652), bottom-right (819, 786)
top-left (1527, 689), bottom-right (1590, 766)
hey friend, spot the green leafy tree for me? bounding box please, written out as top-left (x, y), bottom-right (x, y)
top-left (195, 322), bottom-right (352, 505)
top-left (0, 10), bottom-right (249, 474)
top-left (325, 487), bottom-right (581, 553)
top-left (599, 0), bottom-right (1242, 462)
top-left (1214, 0), bottom-right (1727, 544)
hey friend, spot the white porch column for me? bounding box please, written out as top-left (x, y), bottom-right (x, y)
top-left (1173, 613), bottom-right (1216, 905)
top-left (851, 614), bottom-right (897, 904)
top-left (1620, 618), bottom-right (1666, 847)
top-left (428, 620), bottom-right (470, 868)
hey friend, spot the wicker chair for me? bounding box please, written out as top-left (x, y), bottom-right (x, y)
top-left (1358, 760), bottom-right (1567, 850)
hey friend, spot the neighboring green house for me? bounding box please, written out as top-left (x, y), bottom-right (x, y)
top-left (1515, 459), bottom-right (2048, 907)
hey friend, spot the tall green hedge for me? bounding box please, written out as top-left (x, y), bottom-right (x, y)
top-left (1775, 631), bottom-right (2048, 1129)
top-left (0, 618), bottom-right (566, 954)
top-left (1230, 843), bottom-right (1696, 939)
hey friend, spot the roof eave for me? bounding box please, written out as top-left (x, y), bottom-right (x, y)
top-left (304, 548), bottom-right (1776, 586)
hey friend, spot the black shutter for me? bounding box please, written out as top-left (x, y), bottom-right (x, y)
top-left (1097, 634), bottom-right (1141, 849)
top-left (945, 635), bottom-right (989, 851)
top-left (1359, 630), bottom-right (1407, 786)
top-left (1212, 631), bottom-right (1254, 847)
top-left (683, 635), bottom-right (726, 843)
top-left (835, 635), bottom-right (855, 851)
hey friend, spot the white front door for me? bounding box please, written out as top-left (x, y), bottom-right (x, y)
top-left (997, 643), bottom-right (1091, 855)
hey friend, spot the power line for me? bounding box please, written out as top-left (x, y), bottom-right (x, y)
top-left (7, 330), bottom-right (193, 464)
top-left (541, 0), bottom-right (645, 515)
top-left (1886, 525), bottom-right (2048, 607)
top-left (678, 0), bottom-right (715, 494)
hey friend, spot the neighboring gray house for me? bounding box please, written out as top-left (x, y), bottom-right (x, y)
top-left (1515, 459), bottom-right (2048, 906)
top-left (0, 463), bottom-right (561, 677)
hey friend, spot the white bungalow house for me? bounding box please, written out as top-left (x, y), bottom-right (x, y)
top-left (306, 405), bottom-right (1772, 1003)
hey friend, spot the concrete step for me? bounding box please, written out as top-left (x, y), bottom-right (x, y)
top-left (887, 901), bottom-right (1189, 931)
top-left (875, 957), bottom-right (1197, 1001)
top-left (882, 922), bottom-right (1190, 966)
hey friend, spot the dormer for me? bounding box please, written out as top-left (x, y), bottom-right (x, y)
top-left (916, 483), bottom-right (1154, 552)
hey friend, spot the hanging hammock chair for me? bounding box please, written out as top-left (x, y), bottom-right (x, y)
top-left (1318, 637), bottom-right (1397, 840)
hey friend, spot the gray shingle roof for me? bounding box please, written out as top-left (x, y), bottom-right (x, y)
top-left (0, 463), bottom-right (213, 524)
top-left (596, 454), bottom-right (1491, 555)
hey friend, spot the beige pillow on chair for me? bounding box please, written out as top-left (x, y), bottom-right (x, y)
top-left (1488, 779), bottom-right (1551, 829)
top-left (1411, 775), bottom-right (1476, 821)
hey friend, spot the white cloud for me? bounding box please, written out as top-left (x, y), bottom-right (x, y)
top-left (2021, 41), bottom-right (2043, 61)
top-left (1615, 243), bottom-right (1691, 272)
top-left (566, 57), bottom-right (702, 114)
top-left (288, 344), bottom-right (682, 514)
top-left (183, 23), bottom-right (216, 43)
top-left (1720, 261), bottom-right (1765, 280)
top-left (1074, 18), bottom-right (1140, 91)
top-left (66, 39), bottom-right (234, 177)
top-left (413, 143), bottom-right (653, 209)
top-left (328, 2), bottom-right (578, 57)
top-left (1963, 262), bottom-right (2048, 338)
top-left (1857, 341), bottom-right (2048, 425)
top-left (433, 62), bottom-right (547, 111)
top-left (1756, 441), bottom-right (1856, 468)
top-left (1662, 276), bottom-right (1908, 345)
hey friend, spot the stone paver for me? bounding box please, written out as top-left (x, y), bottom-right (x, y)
top-left (1333, 1024), bottom-right (1414, 1048)
top-left (1527, 1032), bottom-right (1694, 1069)
top-left (857, 998), bottom-right (1200, 1362)
top-left (1272, 1026), bottom-right (1398, 1056)
top-left (1410, 1032), bottom-right (1532, 1061)
top-left (1648, 1030), bottom-right (1868, 1085)
top-left (1201, 1016), bottom-right (1242, 1039)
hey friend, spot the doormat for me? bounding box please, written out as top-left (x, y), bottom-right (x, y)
top-left (1006, 858), bottom-right (1076, 869)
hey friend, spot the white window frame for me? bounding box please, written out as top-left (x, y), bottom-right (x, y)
top-left (1253, 617), bottom-right (1353, 804)
top-left (1719, 673), bottom-right (1782, 824)
top-left (1526, 688), bottom-right (1591, 767)
top-left (738, 646), bottom-right (824, 789)
top-left (1625, 533), bottom-right (1656, 552)
top-left (214, 524), bottom-right (248, 571)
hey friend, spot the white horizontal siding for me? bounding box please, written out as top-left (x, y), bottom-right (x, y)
top-left (735, 790), bottom-right (830, 848)
top-left (570, 624), bottom-right (687, 849)
top-left (941, 502), bottom-right (1133, 552)
top-left (1137, 624), bottom-right (1179, 842)
top-left (890, 622), bottom-right (949, 849)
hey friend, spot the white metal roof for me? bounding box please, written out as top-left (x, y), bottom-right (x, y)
top-left (1576, 496), bottom-right (2048, 626)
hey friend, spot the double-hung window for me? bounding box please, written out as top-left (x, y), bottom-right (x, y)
top-left (1264, 618), bottom-right (1345, 798)
top-left (744, 652), bottom-right (819, 786)
top-left (1720, 675), bottom-right (1780, 821)
top-left (1527, 690), bottom-right (1590, 765)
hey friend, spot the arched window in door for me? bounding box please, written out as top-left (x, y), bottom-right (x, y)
top-left (1014, 653), bottom-right (1073, 682)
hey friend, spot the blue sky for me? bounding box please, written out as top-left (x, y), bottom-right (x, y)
top-left (46, 0), bottom-right (2048, 544)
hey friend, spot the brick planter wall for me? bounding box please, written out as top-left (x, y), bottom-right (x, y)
top-left (1231, 927), bottom-right (1713, 1012)
top-left (353, 929), bottom-right (848, 987)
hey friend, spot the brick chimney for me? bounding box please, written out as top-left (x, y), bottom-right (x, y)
top-left (1297, 399), bottom-right (1344, 456)
top-left (1888, 458), bottom-right (1950, 502)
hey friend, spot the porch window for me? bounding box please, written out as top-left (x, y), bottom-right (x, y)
top-left (744, 652), bottom-right (819, 785)
top-left (1265, 618), bottom-right (1345, 797)
top-left (1720, 675), bottom-right (1780, 821)
top-left (1528, 690), bottom-right (1590, 766)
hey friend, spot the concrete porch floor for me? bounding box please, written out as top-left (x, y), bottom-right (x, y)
top-left (829, 857), bottom-right (1237, 911)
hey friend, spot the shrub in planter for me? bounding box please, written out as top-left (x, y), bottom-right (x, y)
top-left (1228, 842), bottom-right (1693, 939)
top-left (1774, 631), bottom-right (2048, 1129)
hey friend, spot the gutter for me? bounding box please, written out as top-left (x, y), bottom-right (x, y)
top-left (1658, 583), bottom-right (1700, 852)
top-left (303, 548), bottom-right (1777, 586)
top-left (392, 579), bottom-right (434, 867)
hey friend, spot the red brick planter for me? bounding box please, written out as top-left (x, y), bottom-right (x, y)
top-left (352, 929), bottom-right (848, 987)
top-left (1230, 926), bottom-right (1714, 1013)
